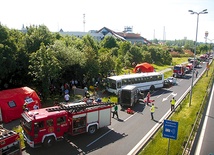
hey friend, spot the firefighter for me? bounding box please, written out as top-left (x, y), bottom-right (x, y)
top-left (150, 103), bottom-right (155, 120)
top-left (112, 103), bottom-right (119, 120)
top-left (170, 97), bottom-right (176, 111)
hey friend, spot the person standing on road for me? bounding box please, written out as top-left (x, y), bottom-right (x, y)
top-left (170, 97), bottom-right (176, 111)
top-left (112, 103), bottom-right (119, 120)
top-left (150, 103), bottom-right (155, 120)
top-left (146, 91), bottom-right (151, 106)
top-left (195, 70), bottom-right (199, 78)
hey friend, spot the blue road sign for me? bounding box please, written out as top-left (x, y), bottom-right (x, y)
top-left (163, 120), bottom-right (178, 140)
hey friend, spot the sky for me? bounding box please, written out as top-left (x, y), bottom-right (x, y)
top-left (1, 0), bottom-right (214, 42)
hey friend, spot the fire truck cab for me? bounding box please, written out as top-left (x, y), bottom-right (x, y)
top-left (21, 102), bottom-right (112, 148)
top-left (173, 65), bottom-right (186, 78)
top-left (0, 126), bottom-right (22, 155)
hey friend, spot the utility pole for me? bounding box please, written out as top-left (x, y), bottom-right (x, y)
top-left (83, 13), bottom-right (85, 32)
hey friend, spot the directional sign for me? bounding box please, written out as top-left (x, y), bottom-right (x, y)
top-left (163, 120), bottom-right (178, 140)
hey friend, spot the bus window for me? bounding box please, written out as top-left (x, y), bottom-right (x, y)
top-left (128, 79), bottom-right (131, 84)
top-left (117, 82), bottom-right (121, 88)
top-left (131, 78), bottom-right (135, 84)
top-left (122, 79), bottom-right (127, 86)
top-left (111, 83), bottom-right (116, 89)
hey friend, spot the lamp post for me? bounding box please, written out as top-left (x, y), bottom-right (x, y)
top-left (205, 31), bottom-right (209, 43)
top-left (188, 9), bottom-right (208, 106)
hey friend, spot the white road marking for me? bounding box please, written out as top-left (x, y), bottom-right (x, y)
top-left (123, 112), bottom-right (137, 122)
top-left (86, 128), bottom-right (114, 147)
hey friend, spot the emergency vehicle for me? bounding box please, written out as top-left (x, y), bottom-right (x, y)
top-left (20, 102), bottom-right (112, 148)
top-left (173, 64), bottom-right (186, 78)
top-left (185, 63), bottom-right (193, 74)
top-left (0, 126), bottom-right (22, 155)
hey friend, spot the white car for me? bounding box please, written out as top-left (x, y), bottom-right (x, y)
top-left (167, 77), bottom-right (177, 85)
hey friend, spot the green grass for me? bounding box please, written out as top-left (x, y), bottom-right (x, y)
top-left (163, 70), bottom-right (173, 79)
top-left (172, 57), bottom-right (189, 66)
top-left (139, 61), bottom-right (213, 155)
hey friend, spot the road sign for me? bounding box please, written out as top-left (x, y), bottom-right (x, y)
top-left (163, 120), bottom-right (178, 140)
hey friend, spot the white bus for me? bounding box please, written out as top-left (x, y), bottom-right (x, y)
top-left (106, 72), bottom-right (164, 95)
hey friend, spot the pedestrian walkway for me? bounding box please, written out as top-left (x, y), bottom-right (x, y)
top-left (158, 68), bottom-right (172, 74)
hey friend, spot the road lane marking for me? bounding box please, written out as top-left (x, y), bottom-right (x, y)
top-left (162, 92), bottom-right (177, 102)
top-left (123, 112), bottom-right (137, 122)
top-left (67, 140), bottom-right (85, 154)
top-left (86, 128), bottom-right (114, 147)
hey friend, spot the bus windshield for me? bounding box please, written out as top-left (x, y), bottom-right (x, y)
top-left (107, 79), bottom-right (117, 89)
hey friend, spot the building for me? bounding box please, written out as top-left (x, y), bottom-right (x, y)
top-left (97, 27), bottom-right (151, 44)
top-left (59, 29), bottom-right (104, 42)
top-left (59, 26), bottom-right (151, 45)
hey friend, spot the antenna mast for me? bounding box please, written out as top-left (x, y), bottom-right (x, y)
top-left (83, 14), bottom-right (85, 32)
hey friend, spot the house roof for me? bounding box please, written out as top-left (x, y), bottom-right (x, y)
top-left (97, 27), bottom-right (151, 44)
top-left (97, 27), bottom-right (126, 40)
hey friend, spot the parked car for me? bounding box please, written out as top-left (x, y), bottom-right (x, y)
top-left (163, 77), bottom-right (177, 88)
top-left (163, 79), bottom-right (172, 88)
top-left (167, 77), bottom-right (177, 85)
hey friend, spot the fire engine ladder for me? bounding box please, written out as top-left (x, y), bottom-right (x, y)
top-left (0, 126), bottom-right (16, 140)
top-left (46, 102), bottom-right (114, 113)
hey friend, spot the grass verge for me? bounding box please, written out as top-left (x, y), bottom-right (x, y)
top-left (139, 61), bottom-right (214, 155)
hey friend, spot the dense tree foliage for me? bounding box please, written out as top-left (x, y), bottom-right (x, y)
top-left (1, 24), bottom-right (209, 100)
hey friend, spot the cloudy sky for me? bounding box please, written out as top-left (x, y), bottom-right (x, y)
top-left (1, 0), bottom-right (214, 42)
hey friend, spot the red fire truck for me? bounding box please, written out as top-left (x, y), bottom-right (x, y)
top-left (20, 102), bottom-right (112, 148)
top-left (0, 126), bottom-right (22, 155)
top-left (173, 64), bottom-right (186, 78)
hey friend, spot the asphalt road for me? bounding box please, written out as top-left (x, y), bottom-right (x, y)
top-left (20, 61), bottom-right (209, 155)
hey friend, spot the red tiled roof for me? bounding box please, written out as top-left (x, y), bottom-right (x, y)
top-left (116, 32), bottom-right (142, 39)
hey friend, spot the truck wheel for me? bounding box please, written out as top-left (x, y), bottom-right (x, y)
top-left (43, 136), bottom-right (55, 147)
top-left (88, 125), bottom-right (97, 134)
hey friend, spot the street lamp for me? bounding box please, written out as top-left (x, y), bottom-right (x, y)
top-left (188, 9), bottom-right (208, 106)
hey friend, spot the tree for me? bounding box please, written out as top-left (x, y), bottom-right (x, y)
top-left (51, 39), bottom-right (86, 82)
top-left (101, 36), bottom-right (118, 49)
top-left (28, 43), bottom-right (61, 101)
top-left (129, 45), bottom-right (142, 64)
top-left (25, 25), bottom-right (54, 53)
top-left (142, 51), bottom-right (152, 63)
top-left (82, 46), bottom-right (100, 85)
top-left (0, 25), bottom-right (22, 88)
top-left (118, 41), bottom-right (131, 56)
top-left (98, 52), bottom-right (115, 76)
